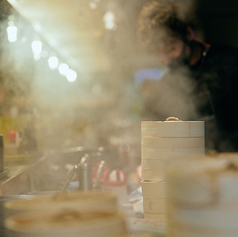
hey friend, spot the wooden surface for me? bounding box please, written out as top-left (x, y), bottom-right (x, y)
top-left (0, 165), bottom-right (31, 195)
top-left (0, 156), bottom-right (47, 196)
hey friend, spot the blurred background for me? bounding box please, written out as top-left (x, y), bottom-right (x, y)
top-left (0, 0), bottom-right (238, 163)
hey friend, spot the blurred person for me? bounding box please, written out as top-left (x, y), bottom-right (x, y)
top-left (138, 0), bottom-right (238, 152)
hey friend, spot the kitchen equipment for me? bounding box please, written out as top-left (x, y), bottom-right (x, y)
top-left (105, 169), bottom-right (128, 206)
top-left (93, 160), bottom-right (105, 190)
top-left (0, 134), bottom-right (10, 180)
top-left (78, 154), bottom-right (93, 191)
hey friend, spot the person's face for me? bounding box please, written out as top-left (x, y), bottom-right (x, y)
top-left (156, 38), bottom-right (189, 67)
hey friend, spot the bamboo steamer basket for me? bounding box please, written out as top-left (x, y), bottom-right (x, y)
top-left (166, 152), bottom-right (238, 237)
top-left (141, 118), bottom-right (205, 221)
top-left (141, 159), bottom-right (165, 181)
top-left (142, 159), bottom-right (165, 168)
top-left (5, 208), bottom-right (128, 237)
top-left (143, 213), bottom-right (166, 222)
top-left (4, 191), bottom-right (117, 216)
top-left (141, 118), bottom-right (204, 138)
top-left (143, 198), bottom-right (166, 214)
top-left (141, 117), bottom-right (204, 157)
top-left (171, 226), bottom-right (238, 237)
top-left (171, 206), bottom-right (238, 230)
top-left (141, 180), bottom-right (166, 198)
top-left (141, 168), bottom-right (166, 181)
top-left (166, 153), bottom-right (238, 207)
top-left (141, 118), bottom-right (205, 181)
top-left (142, 137), bottom-right (204, 149)
top-left (142, 147), bottom-right (205, 160)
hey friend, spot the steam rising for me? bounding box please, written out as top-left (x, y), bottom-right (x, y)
top-left (140, 65), bottom-right (197, 121)
top-left (0, 0), bottom-right (203, 161)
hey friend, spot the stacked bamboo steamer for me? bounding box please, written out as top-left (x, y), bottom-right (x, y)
top-left (141, 117), bottom-right (205, 221)
top-left (4, 191), bottom-right (118, 215)
top-left (166, 153), bottom-right (238, 237)
top-left (5, 209), bottom-right (127, 237)
top-left (4, 190), bottom-right (129, 237)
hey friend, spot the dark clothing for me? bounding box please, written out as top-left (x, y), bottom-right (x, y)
top-left (189, 43), bottom-right (238, 152)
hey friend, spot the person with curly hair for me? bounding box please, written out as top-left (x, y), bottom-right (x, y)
top-left (138, 0), bottom-right (238, 152)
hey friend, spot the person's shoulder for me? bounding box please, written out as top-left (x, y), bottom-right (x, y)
top-left (206, 43), bottom-right (238, 66)
top-left (209, 43), bottom-right (238, 56)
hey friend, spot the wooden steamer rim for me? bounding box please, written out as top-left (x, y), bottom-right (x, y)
top-left (167, 153), bottom-right (238, 207)
top-left (142, 137), bottom-right (204, 149)
top-left (141, 180), bottom-right (166, 198)
top-left (144, 212), bottom-right (166, 222)
top-left (141, 147), bottom-right (205, 160)
top-left (143, 198), bottom-right (167, 214)
top-left (5, 209), bottom-right (127, 237)
top-left (5, 191), bottom-right (117, 212)
top-left (142, 159), bottom-right (166, 169)
top-left (141, 117), bottom-right (204, 138)
top-left (141, 168), bottom-right (166, 181)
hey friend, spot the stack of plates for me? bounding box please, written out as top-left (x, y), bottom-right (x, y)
top-left (141, 118), bottom-right (205, 221)
top-left (167, 153), bottom-right (238, 237)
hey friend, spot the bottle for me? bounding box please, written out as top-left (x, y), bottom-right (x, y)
top-left (78, 154), bottom-right (93, 191)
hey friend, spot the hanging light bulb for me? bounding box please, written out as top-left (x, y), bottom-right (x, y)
top-left (103, 11), bottom-right (116, 30)
top-left (31, 40), bottom-right (43, 61)
top-left (48, 56), bottom-right (59, 70)
top-left (89, 2), bottom-right (97, 9)
top-left (58, 63), bottom-right (69, 76)
top-left (7, 25), bottom-right (17, 42)
top-left (66, 69), bottom-right (77, 82)
top-left (31, 40), bottom-right (42, 55)
top-left (104, 11), bottom-right (114, 22)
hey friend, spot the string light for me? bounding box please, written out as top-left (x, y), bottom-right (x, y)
top-left (58, 63), bottom-right (69, 76)
top-left (31, 41), bottom-right (42, 61)
top-left (7, 25), bottom-right (17, 42)
top-left (6, 19), bottom-right (77, 83)
top-left (66, 69), bottom-right (77, 82)
top-left (103, 11), bottom-right (116, 30)
top-left (89, 2), bottom-right (97, 9)
top-left (31, 40), bottom-right (42, 55)
top-left (48, 56), bottom-right (59, 70)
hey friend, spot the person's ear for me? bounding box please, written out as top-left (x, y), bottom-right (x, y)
top-left (170, 38), bottom-right (184, 59)
top-left (186, 26), bottom-right (195, 41)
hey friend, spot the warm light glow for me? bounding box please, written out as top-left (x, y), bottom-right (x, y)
top-left (103, 11), bottom-right (114, 22)
top-left (8, 15), bottom-right (14, 21)
top-left (7, 25), bottom-right (17, 42)
top-left (105, 22), bottom-right (116, 30)
top-left (48, 56), bottom-right (59, 70)
top-left (32, 21), bottom-right (42, 32)
top-left (66, 69), bottom-right (77, 82)
top-left (21, 37), bottom-right (27, 43)
top-left (31, 40), bottom-right (42, 55)
top-left (58, 63), bottom-right (69, 76)
top-left (41, 51), bottom-right (48, 58)
top-left (34, 54), bottom-right (41, 61)
top-left (89, 2), bottom-right (97, 9)
top-left (103, 11), bottom-right (116, 30)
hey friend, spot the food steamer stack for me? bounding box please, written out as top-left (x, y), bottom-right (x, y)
top-left (4, 191), bottom-right (129, 237)
top-left (141, 117), bottom-right (205, 221)
top-left (166, 153), bottom-right (238, 237)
